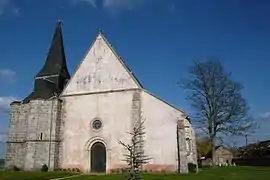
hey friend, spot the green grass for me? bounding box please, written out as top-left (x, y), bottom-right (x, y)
top-left (0, 171), bottom-right (78, 180)
top-left (70, 166), bottom-right (270, 180)
top-left (0, 167), bottom-right (270, 180)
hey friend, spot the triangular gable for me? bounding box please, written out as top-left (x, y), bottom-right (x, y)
top-left (62, 32), bottom-right (142, 96)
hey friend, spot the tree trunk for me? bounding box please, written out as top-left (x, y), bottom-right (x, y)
top-left (211, 136), bottom-right (216, 167)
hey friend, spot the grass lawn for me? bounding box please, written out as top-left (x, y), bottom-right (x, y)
top-left (70, 166), bottom-right (270, 180)
top-left (0, 166), bottom-right (270, 180)
top-left (0, 171), bottom-right (78, 180)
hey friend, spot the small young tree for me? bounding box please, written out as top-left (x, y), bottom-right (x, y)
top-left (180, 60), bottom-right (255, 166)
top-left (119, 119), bottom-right (151, 180)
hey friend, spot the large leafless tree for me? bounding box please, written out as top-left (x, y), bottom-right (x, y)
top-left (181, 60), bottom-right (254, 165)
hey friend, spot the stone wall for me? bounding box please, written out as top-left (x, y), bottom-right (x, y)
top-left (5, 102), bottom-right (28, 168)
top-left (5, 142), bottom-right (26, 168)
top-left (190, 128), bottom-right (198, 168)
top-left (5, 98), bottom-right (62, 170)
top-left (131, 91), bottom-right (143, 162)
top-left (177, 120), bottom-right (188, 173)
top-left (185, 127), bottom-right (198, 166)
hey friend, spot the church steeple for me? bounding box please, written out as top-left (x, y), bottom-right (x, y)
top-left (23, 21), bottom-right (70, 102)
top-left (35, 20), bottom-right (69, 79)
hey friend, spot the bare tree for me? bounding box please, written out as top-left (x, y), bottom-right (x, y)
top-left (180, 60), bottom-right (255, 166)
top-left (119, 119), bottom-right (151, 180)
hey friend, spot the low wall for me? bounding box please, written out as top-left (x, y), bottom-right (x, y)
top-left (232, 157), bottom-right (270, 166)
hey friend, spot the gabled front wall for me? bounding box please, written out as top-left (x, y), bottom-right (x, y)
top-left (60, 90), bottom-right (135, 172)
top-left (140, 91), bottom-right (197, 171)
top-left (62, 34), bottom-right (140, 96)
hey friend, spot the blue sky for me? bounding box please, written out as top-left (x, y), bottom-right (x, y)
top-left (0, 0), bottom-right (270, 157)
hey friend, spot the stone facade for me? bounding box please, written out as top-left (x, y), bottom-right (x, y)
top-left (5, 99), bottom-right (62, 170)
top-left (5, 31), bottom-right (198, 173)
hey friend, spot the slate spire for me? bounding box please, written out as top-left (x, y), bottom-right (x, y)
top-left (36, 20), bottom-right (70, 79)
top-left (23, 20), bottom-right (70, 102)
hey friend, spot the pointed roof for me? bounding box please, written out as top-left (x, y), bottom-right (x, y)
top-left (35, 20), bottom-right (70, 79)
top-left (23, 21), bottom-right (70, 103)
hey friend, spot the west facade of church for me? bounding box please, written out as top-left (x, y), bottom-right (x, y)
top-left (5, 22), bottom-right (197, 173)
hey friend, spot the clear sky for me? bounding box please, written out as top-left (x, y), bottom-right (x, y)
top-left (0, 0), bottom-right (269, 157)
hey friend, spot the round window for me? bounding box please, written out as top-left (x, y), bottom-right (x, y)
top-left (92, 119), bottom-right (102, 130)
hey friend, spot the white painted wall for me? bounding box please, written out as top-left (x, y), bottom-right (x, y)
top-left (140, 90), bottom-right (194, 171)
top-left (61, 90), bottom-right (197, 173)
top-left (61, 90), bottom-right (134, 172)
top-left (62, 34), bottom-right (140, 96)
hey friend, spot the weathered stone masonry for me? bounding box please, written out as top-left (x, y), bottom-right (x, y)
top-left (177, 120), bottom-right (188, 173)
top-left (5, 99), bottom-right (62, 170)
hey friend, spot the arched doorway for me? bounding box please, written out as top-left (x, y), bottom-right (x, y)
top-left (90, 142), bottom-right (106, 173)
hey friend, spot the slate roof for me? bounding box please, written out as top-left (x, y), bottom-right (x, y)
top-left (23, 21), bottom-right (70, 103)
top-left (36, 21), bottom-right (70, 79)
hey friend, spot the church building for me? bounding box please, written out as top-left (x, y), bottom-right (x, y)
top-left (5, 21), bottom-right (197, 173)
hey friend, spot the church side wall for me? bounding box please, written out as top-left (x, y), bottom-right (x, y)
top-left (61, 90), bottom-right (134, 173)
top-left (5, 102), bottom-right (28, 169)
top-left (5, 99), bottom-right (62, 170)
top-left (140, 91), bottom-right (197, 172)
top-left (23, 99), bottom-right (62, 171)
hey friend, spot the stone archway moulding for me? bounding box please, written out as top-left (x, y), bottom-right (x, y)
top-left (84, 136), bottom-right (109, 173)
top-left (84, 136), bottom-right (108, 151)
